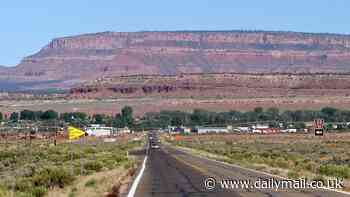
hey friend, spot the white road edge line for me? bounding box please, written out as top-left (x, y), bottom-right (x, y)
top-left (174, 145), bottom-right (350, 196)
top-left (127, 145), bottom-right (149, 197)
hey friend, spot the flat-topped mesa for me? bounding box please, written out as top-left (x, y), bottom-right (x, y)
top-left (44, 32), bottom-right (129, 50)
top-left (3, 30), bottom-right (350, 90)
top-left (40, 31), bottom-right (350, 51)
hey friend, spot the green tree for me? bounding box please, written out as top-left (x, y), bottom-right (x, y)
top-left (10, 112), bottom-right (19, 122)
top-left (244, 111), bottom-right (258, 122)
top-left (0, 112), bottom-right (3, 122)
top-left (326, 123), bottom-right (333, 130)
top-left (171, 116), bottom-right (183, 126)
top-left (121, 106), bottom-right (134, 127)
top-left (113, 113), bottom-right (124, 128)
top-left (34, 111), bottom-right (44, 120)
top-left (190, 109), bottom-right (210, 125)
top-left (20, 110), bottom-right (36, 120)
top-left (40, 110), bottom-right (58, 120)
top-left (266, 107), bottom-right (280, 120)
top-left (93, 114), bottom-right (105, 124)
top-left (294, 122), bottom-right (306, 129)
top-left (60, 112), bottom-right (88, 122)
top-left (321, 107), bottom-right (338, 122)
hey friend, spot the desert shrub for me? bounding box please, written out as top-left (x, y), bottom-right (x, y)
top-left (297, 160), bottom-right (317, 173)
top-left (100, 158), bottom-right (117, 170)
top-left (318, 164), bottom-right (350, 178)
top-left (85, 179), bottom-right (97, 188)
top-left (249, 155), bottom-right (264, 164)
top-left (260, 151), bottom-right (270, 158)
top-left (113, 155), bottom-right (127, 163)
top-left (124, 160), bottom-right (134, 170)
top-left (84, 147), bottom-right (97, 154)
top-left (84, 161), bottom-right (103, 172)
top-left (15, 178), bottom-right (33, 192)
top-left (0, 185), bottom-right (9, 197)
top-left (21, 164), bottom-right (37, 177)
top-left (273, 157), bottom-right (290, 168)
top-left (69, 192), bottom-right (76, 197)
top-left (30, 186), bottom-right (47, 197)
top-left (287, 170), bottom-right (299, 179)
top-left (32, 167), bottom-right (74, 188)
top-left (63, 151), bottom-right (81, 161)
top-left (0, 151), bottom-right (17, 160)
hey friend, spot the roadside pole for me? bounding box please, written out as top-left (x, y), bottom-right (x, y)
top-left (5, 130), bottom-right (8, 149)
top-left (80, 136), bottom-right (84, 176)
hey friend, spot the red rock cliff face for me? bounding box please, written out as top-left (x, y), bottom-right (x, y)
top-left (70, 73), bottom-right (350, 99)
top-left (2, 31), bottom-right (350, 89)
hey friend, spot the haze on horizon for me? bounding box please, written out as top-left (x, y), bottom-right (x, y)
top-left (1, 0), bottom-right (350, 66)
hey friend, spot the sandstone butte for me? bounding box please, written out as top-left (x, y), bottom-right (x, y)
top-left (1, 30), bottom-right (350, 91)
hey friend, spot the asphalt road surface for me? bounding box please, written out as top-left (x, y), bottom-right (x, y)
top-left (133, 144), bottom-right (349, 197)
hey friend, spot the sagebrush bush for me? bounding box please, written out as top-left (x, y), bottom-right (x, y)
top-left (32, 167), bottom-right (75, 188)
top-left (319, 164), bottom-right (350, 179)
top-left (287, 170), bottom-right (299, 179)
top-left (84, 161), bottom-right (103, 172)
top-left (85, 178), bottom-right (97, 188)
top-left (15, 178), bottom-right (33, 192)
top-left (0, 185), bottom-right (9, 197)
top-left (31, 186), bottom-right (47, 197)
top-left (273, 157), bottom-right (290, 168)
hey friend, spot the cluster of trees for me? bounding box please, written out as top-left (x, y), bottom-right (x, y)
top-left (139, 107), bottom-right (350, 128)
top-left (5, 110), bottom-right (59, 122)
top-left (61, 106), bottom-right (134, 128)
top-left (3, 106), bottom-right (350, 130)
top-left (3, 106), bottom-right (134, 128)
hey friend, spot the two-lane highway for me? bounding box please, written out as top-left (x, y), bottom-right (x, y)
top-left (134, 144), bottom-right (230, 197)
top-left (132, 143), bottom-right (349, 197)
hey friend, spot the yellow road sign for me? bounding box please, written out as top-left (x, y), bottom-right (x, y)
top-left (68, 126), bottom-right (86, 140)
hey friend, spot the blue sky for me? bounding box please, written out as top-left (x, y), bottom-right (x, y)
top-left (1, 0), bottom-right (350, 66)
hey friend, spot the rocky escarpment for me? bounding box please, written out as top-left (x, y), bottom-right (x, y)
top-left (70, 73), bottom-right (350, 99)
top-left (2, 30), bottom-right (350, 90)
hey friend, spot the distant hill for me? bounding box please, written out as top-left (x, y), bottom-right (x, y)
top-left (1, 30), bottom-right (350, 90)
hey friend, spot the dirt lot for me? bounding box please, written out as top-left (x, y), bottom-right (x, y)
top-left (2, 96), bottom-right (350, 116)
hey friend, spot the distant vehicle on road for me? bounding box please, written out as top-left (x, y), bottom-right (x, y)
top-left (151, 143), bottom-right (160, 149)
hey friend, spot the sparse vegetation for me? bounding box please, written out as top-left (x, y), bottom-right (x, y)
top-left (84, 179), bottom-right (96, 188)
top-left (171, 133), bottom-right (350, 189)
top-left (0, 139), bottom-right (142, 196)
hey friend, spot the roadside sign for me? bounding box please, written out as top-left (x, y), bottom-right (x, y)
top-left (314, 119), bottom-right (324, 136)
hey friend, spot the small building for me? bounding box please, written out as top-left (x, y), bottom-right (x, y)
top-left (167, 126), bottom-right (177, 134)
top-left (235, 127), bottom-right (250, 132)
top-left (281, 128), bottom-right (297, 133)
top-left (252, 128), bottom-right (281, 134)
top-left (168, 126), bottom-right (190, 135)
top-left (86, 124), bottom-right (115, 136)
top-left (194, 126), bottom-right (229, 134)
top-left (252, 124), bottom-right (269, 130)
